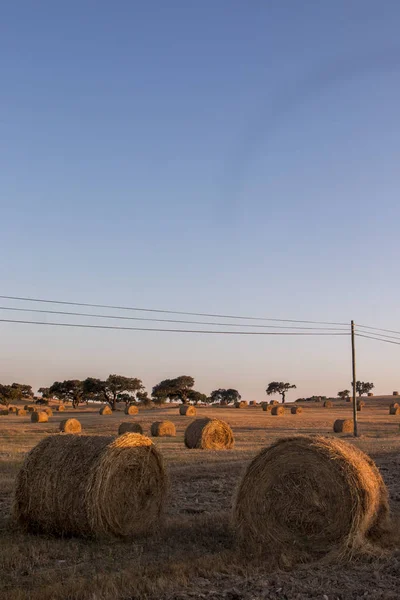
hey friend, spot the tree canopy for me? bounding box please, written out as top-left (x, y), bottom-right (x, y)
top-left (210, 388), bottom-right (241, 404)
top-left (49, 380), bottom-right (84, 409)
top-left (266, 381), bottom-right (296, 404)
top-left (82, 374), bottom-right (143, 410)
top-left (338, 389), bottom-right (350, 400)
top-left (353, 381), bottom-right (374, 397)
top-left (0, 383), bottom-right (33, 406)
top-left (152, 376), bottom-right (195, 404)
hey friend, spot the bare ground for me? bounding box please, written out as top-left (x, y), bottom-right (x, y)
top-left (1, 399), bottom-right (400, 600)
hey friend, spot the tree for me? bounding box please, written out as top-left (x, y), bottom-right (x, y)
top-left (38, 387), bottom-right (51, 398)
top-left (152, 376), bottom-right (195, 404)
top-left (353, 381), bottom-right (374, 397)
top-left (338, 389), bottom-right (350, 401)
top-left (187, 390), bottom-right (208, 405)
top-left (136, 390), bottom-right (152, 406)
top-left (0, 384), bottom-right (12, 406)
top-left (10, 383), bottom-right (33, 401)
top-left (210, 388), bottom-right (241, 404)
top-left (49, 380), bottom-right (84, 409)
top-left (82, 374), bottom-right (144, 410)
top-left (266, 381), bottom-right (296, 404)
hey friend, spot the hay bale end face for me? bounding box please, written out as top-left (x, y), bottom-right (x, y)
top-left (179, 405), bottom-right (196, 416)
top-left (390, 402), bottom-right (399, 409)
top-left (291, 406), bottom-right (302, 414)
top-left (56, 405), bottom-right (65, 412)
top-left (100, 405), bottom-right (112, 415)
top-left (262, 403), bottom-right (272, 412)
top-left (118, 422), bottom-right (143, 436)
top-left (184, 418), bottom-right (234, 449)
top-left (16, 409), bottom-right (27, 416)
top-left (13, 433), bottom-right (167, 538)
top-left (31, 411), bottom-right (48, 423)
top-left (125, 404), bottom-right (139, 415)
top-left (389, 406), bottom-right (400, 415)
top-left (235, 401), bottom-right (247, 408)
top-left (232, 435), bottom-right (390, 565)
top-left (150, 421), bottom-right (176, 437)
top-left (334, 419), bottom-right (353, 433)
top-left (271, 405), bottom-right (285, 416)
top-left (324, 400), bottom-right (333, 408)
top-left (60, 418), bottom-right (82, 434)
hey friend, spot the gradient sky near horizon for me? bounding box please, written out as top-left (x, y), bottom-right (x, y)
top-left (1, 1), bottom-right (400, 400)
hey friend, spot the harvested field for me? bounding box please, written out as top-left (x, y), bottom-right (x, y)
top-left (1, 398), bottom-right (400, 599)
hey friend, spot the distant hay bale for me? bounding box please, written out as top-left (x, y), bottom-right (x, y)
top-left (269, 400), bottom-right (279, 406)
top-left (184, 418), bottom-right (234, 450)
top-left (393, 391), bottom-right (399, 396)
top-left (390, 402), bottom-right (399, 409)
top-left (357, 400), bottom-right (365, 408)
top-left (150, 421), bottom-right (176, 437)
top-left (324, 400), bottom-right (333, 408)
top-left (271, 406), bottom-right (285, 416)
top-left (291, 406), bottom-right (302, 414)
top-left (235, 401), bottom-right (247, 408)
top-left (8, 406), bottom-right (17, 413)
top-left (389, 406), bottom-right (400, 415)
top-left (368, 393), bottom-right (374, 397)
top-left (346, 397), bottom-right (351, 402)
top-left (118, 422), bottom-right (143, 436)
top-left (179, 405), bottom-right (196, 416)
top-left (100, 405), bottom-right (112, 415)
top-left (16, 409), bottom-right (27, 416)
top-left (25, 406), bottom-right (35, 412)
top-left (0, 409), bottom-right (9, 416)
top-left (232, 435), bottom-right (390, 565)
top-left (262, 403), bottom-right (272, 412)
top-left (31, 411), bottom-right (48, 423)
top-left (125, 404), bottom-right (139, 415)
top-left (13, 433), bottom-right (167, 538)
top-left (43, 407), bottom-right (53, 417)
top-left (249, 401), bottom-right (256, 406)
top-left (334, 419), bottom-right (353, 433)
top-left (59, 418), bottom-right (82, 434)
top-left (56, 405), bottom-right (65, 412)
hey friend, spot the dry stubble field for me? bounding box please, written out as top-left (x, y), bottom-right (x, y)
top-left (1, 399), bottom-right (400, 600)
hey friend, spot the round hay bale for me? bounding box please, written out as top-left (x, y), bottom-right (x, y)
top-left (234, 401), bottom-right (247, 408)
top-left (56, 405), bottom-right (65, 412)
top-left (43, 407), bottom-right (53, 417)
top-left (232, 435), bottom-right (390, 565)
top-left (291, 406), bottom-right (302, 414)
top-left (269, 400), bottom-right (279, 406)
top-left (271, 405), bottom-right (285, 416)
top-left (334, 419), bottom-right (353, 433)
top-left (184, 418), bottom-right (234, 449)
top-left (16, 409), bottom-right (27, 416)
top-left (249, 401), bottom-right (256, 406)
top-left (118, 422), bottom-right (143, 436)
top-left (0, 409), bottom-right (9, 416)
top-left (261, 403), bottom-right (272, 412)
top-left (389, 406), bottom-right (400, 415)
top-left (8, 406), bottom-right (17, 413)
top-left (31, 411), bottom-right (48, 423)
top-left (393, 391), bottom-right (399, 396)
top-left (150, 421), bottom-right (176, 437)
top-left (13, 433), bottom-right (167, 538)
top-left (100, 405), bottom-right (112, 415)
top-left (125, 404), bottom-right (139, 415)
top-left (357, 400), bottom-right (365, 408)
top-left (59, 418), bottom-right (82, 434)
top-left (324, 400), bottom-right (333, 408)
top-left (179, 405), bottom-right (196, 416)
top-left (368, 393), bottom-right (374, 397)
top-left (390, 402), bottom-right (399, 409)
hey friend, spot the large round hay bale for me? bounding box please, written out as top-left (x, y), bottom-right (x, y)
top-left (100, 405), bottom-right (112, 415)
top-left (291, 406), bottom-right (302, 414)
top-left (269, 400), bottom-right (279, 406)
top-left (179, 405), bottom-right (196, 416)
top-left (232, 435), bottom-right (390, 564)
top-left (150, 421), bottom-right (176, 437)
top-left (234, 401), bottom-right (247, 408)
top-left (16, 409), bottom-right (27, 416)
top-left (390, 402), bottom-right (399, 409)
top-left (56, 405), bottom-right (65, 412)
top-left (184, 418), bottom-right (234, 449)
top-left (324, 400), bottom-right (333, 408)
top-left (389, 406), bottom-right (400, 415)
top-left (118, 422), bottom-right (143, 436)
top-left (8, 406), bottom-right (17, 413)
top-left (271, 405), bottom-right (285, 416)
top-left (333, 419), bottom-right (353, 433)
top-left (60, 418), bottom-right (82, 433)
top-left (125, 404), bottom-right (139, 415)
top-left (43, 407), bottom-right (53, 417)
top-left (31, 411), bottom-right (48, 423)
top-left (13, 433), bottom-right (167, 538)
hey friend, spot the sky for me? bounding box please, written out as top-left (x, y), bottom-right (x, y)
top-left (1, 1), bottom-right (400, 400)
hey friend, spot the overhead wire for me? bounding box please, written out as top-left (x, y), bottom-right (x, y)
top-left (356, 333), bottom-right (400, 346)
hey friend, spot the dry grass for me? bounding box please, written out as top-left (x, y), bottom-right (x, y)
top-left (232, 435), bottom-right (390, 566)
top-left (1, 399), bottom-right (400, 599)
top-left (13, 433), bottom-right (167, 538)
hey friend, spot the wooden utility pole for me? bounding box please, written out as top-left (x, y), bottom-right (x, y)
top-left (351, 320), bottom-right (358, 437)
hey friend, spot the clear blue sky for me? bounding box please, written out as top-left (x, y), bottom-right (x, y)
top-left (1, 1), bottom-right (400, 399)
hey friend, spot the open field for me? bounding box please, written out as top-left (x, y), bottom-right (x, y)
top-left (1, 399), bottom-right (400, 600)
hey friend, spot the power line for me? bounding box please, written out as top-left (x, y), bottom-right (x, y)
top-left (0, 295), bottom-right (348, 326)
top-left (356, 333), bottom-right (400, 346)
top-left (0, 305), bottom-right (348, 331)
top-left (356, 328), bottom-right (400, 342)
top-left (0, 317), bottom-right (350, 335)
top-left (357, 323), bottom-right (400, 337)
